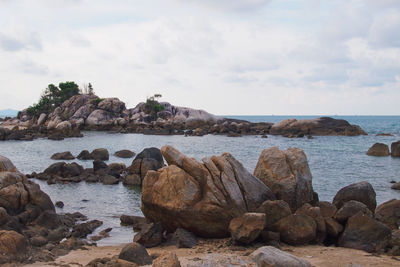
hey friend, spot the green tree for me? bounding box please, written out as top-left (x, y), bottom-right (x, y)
top-left (143, 94), bottom-right (164, 118)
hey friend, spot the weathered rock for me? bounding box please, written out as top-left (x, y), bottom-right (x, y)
top-left (118, 242), bottom-right (153, 266)
top-left (317, 201), bottom-right (337, 218)
top-left (375, 199), bottom-right (400, 230)
top-left (87, 257), bottom-right (139, 267)
top-left (325, 218), bottom-right (343, 238)
top-left (251, 246), bottom-right (312, 267)
top-left (295, 204), bottom-right (326, 243)
top-left (338, 212), bottom-right (391, 253)
top-left (43, 161), bottom-right (84, 178)
top-left (391, 182), bottom-right (400, 190)
top-left (90, 148), bottom-right (109, 161)
top-left (127, 148), bottom-right (164, 178)
top-left (0, 230), bottom-right (28, 263)
top-left (142, 146), bottom-right (275, 237)
top-left (101, 175), bottom-right (119, 185)
top-left (254, 147), bottom-right (314, 211)
top-left (256, 200), bottom-right (291, 229)
top-left (114, 150), bottom-right (135, 158)
top-left (334, 200), bottom-right (372, 223)
top-left (153, 252), bottom-right (181, 267)
top-left (367, 143), bottom-right (390, 156)
top-left (37, 113), bottom-right (47, 126)
top-left (51, 151), bottom-right (75, 160)
top-left (98, 97), bottom-right (126, 113)
top-left (391, 141), bottom-right (400, 157)
top-left (77, 150), bottom-right (92, 160)
top-left (270, 117), bottom-right (367, 136)
top-left (0, 155), bottom-right (17, 172)
top-left (133, 222), bottom-right (163, 248)
top-left (229, 213), bottom-right (266, 244)
top-left (271, 214), bottom-right (317, 245)
top-left (171, 228), bottom-right (198, 248)
top-left (86, 109), bottom-right (116, 126)
top-left (332, 181), bottom-right (376, 213)
top-left (71, 220), bottom-right (103, 238)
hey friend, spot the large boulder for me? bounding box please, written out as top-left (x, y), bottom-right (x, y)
top-left (98, 97), bottom-right (126, 114)
top-left (229, 213), bottom-right (266, 244)
top-left (253, 147), bottom-right (314, 211)
top-left (86, 109), bottom-right (116, 126)
top-left (392, 141), bottom-right (400, 157)
top-left (0, 230), bottom-right (28, 263)
top-left (42, 162), bottom-right (84, 178)
top-left (256, 200), bottom-right (292, 229)
top-left (375, 199), bottom-right (400, 230)
top-left (118, 242), bottom-right (153, 266)
top-left (338, 212), bottom-right (391, 253)
top-left (133, 222), bottom-right (163, 248)
top-left (251, 246), bottom-right (312, 267)
top-left (141, 145), bottom-right (275, 237)
top-left (332, 181), bottom-right (376, 213)
top-left (334, 200), bottom-right (373, 223)
top-left (270, 117), bottom-right (367, 136)
top-left (50, 151), bottom-right (75, 160)
top-left (367, 143), bottom-right (390, 156)
top-left (127, 147), bottom-right (164, 183)
top-left (271, 214), bottom-right (317, 245)
top-left (90, 148), bottom-right (109, 161)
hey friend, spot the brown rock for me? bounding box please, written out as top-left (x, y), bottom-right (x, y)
top-left (325, 218), bottom-right (343, 237)
top-left (256, 200), bottom-right (291, 229)
top-left (254, 147), bottom-right (314, 211)
top-left (0, 230), bottom-right (28, 263)
top-left (152, 252), bottom-right (181, 267)
top-left (332, 181), bottom-right (376, 213)
top-left (114, 150), bottom-right (135, 158)
top-left (367, 143), bottom-right (390, 156)
top-left (141, 146), bottom-right (275, 237)
top-left (118, 242), bottom-right (153, 265)
top-left (133, 222), bottom-right (163, 248)
top-left (90, 148), bottom-right (109, 161)
top-left (50, 151), bottom-right (75, 160)
top-left (334, 200), bottom-right (372, 223)
top-left (272, 214), bottom-right (317, 245)
top-left (229, 213), bottom-right (266, 244)
top-left (123, 174), bottom-right (141, 186)
top-left (391, 141), bottom-right (400, 157)
top-left (375, 199), bottom-right (400, 230)
top-left (338, 212), bottom-right (391, 253)
top-left (317, 201), bottom-right (337, 218)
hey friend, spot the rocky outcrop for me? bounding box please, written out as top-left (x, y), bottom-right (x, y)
top-left (141, 145), bottom-right (275, 237)
top-left (367, 143), bottom-right (390, 156)
top-left (254, 147), bottom-right (314, 211)
top-left (251, 246), bottom-right (312, 267)
top-left (332, 181), bottom-right (376, 213)
top-left (270, 117), bottom-right (367, 136)
top-left (375, 199), bottom-right (400, 230)
top-left (392, 141), bottom-right (400, 157)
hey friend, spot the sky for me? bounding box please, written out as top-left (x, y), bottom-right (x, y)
top-left (0, 0), bottom-right (399, 115)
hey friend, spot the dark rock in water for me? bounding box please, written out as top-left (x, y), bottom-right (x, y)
top-left (375, 199), bottom-right (400, 230)
top-left (123, 174), bottom-right (141, 186)
top-left (229, 213), bottom-right (266, 244)
top-left (51, 151), bottom-right (75, 160)
top-left (77, 150), bottom-right (91, 160)
top-left (71, 220), bottom-right (103, 238)
top-left (270, 117), bottom-right (367, 136)
top-left (118, 242), bottom-right (153, 265)
top-left (254, 147), bottom-right (314, 212)
top-left (256, 200), bottom-right (291, 230)
top-left (93, 160), bottom-right (108, 173)
top-left (120, 215), bottom-right (147, 231)
top-left (114, 149), bottom-right (135, 158)
top-left (332, 181), bottom-right (376, 213)
top-left (142, 145), bottom-right (275, 238)
top-left (271, 214), bottom-right (317, 245)
top-left (127, 147), bottom-right (164, 179)
top-left (376, 133), bottom-right (393, 136)
top-left (55, 201), bottom-right (64, 208)
top-left (367, 143), bottom-right (390, 156)
top-left (392, 141), bottom-right (400, 157)
top-left (338, 212), bottom-right (391, 253)
top-left (317, 201), bottom-right (337, 218)
top-left (334, 200), bottom-right (373, 223)
top-left (171, 228), bottom-right (198, 248)
top-left (100, 174), bottom-right (119, 185)
top-left (133, 222), bottom-right (163, 248)
top-left (108, 163), bottom-right (126, 177)
top-left (43, 161), bottom-right (84, 178)
top-left (90, 148), bottom-right (109, 161)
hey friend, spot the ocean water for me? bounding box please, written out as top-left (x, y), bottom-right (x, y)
top-left (0, 115), bottom-right (399, 245)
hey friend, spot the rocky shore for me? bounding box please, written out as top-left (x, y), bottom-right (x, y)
top-left (2, 143), bottom-right (400, 266)
top-left (0, 94), bottom-right (367, 141)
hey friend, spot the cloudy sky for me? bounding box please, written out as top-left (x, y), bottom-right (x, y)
top-left (1, 0), bottom-right (399, 115)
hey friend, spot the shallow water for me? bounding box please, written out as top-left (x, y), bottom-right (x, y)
top-left (0, 115), bottom-right (399, 245)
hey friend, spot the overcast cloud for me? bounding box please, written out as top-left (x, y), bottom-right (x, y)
top-left (0, 0), bottom-right (399, 115)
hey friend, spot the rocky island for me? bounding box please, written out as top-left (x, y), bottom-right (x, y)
top-left (0, 82), bottom-right (367, 141)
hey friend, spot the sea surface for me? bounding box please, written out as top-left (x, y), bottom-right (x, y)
top-left (0, 115), bottom-right (399, 245)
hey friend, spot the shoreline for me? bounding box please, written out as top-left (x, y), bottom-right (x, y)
top-left (22, 240), bottom-right (400, 267)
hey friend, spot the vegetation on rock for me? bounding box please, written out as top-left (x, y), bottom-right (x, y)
top-left (143, 94), bottom-right (164, 118)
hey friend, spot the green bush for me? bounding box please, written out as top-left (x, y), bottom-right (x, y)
top-left (27, 81), bottom-right (80, 117)
top-left (144, 94), bottom-right (164, 117)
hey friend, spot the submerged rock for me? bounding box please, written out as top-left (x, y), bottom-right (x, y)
top-left (254, 147), bottom-right (314, 211)
top-left (141, 145), bottom-right (275, 237)
top-left (114, 149), bottom-right (135, 158)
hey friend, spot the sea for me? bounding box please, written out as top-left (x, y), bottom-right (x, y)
top-left (0, 115), bottom-right (399, 245)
